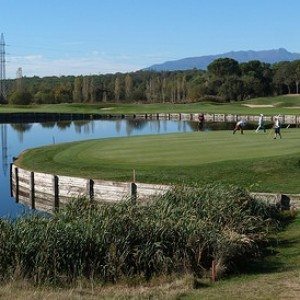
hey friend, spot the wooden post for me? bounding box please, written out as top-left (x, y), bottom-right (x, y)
top-left (30, 172), bottom-right (35, 209)
top-left (211, 259), bottom-right (216, 282)
top-left (87, 179), bottom-right (94, 201)
top-left (53, 175), bottom-right (59, 212)
top-left (9, 163), bottom-right (13, 197)
top-left (131, 183), bottom-right (137, 204)
top-left (131, 169), bottom-right (137, 204)
top-left (15, 167), bottom-right (19, 203)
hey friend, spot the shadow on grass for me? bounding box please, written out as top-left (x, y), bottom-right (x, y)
top-left (193, 279), bottom-right (211, 289)
top-left (228, 217), bottom-right (300, 278)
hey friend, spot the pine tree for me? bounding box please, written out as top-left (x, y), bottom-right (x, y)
top-left (114, 77), bottom-right (121, 102)
top-left (89, 77), bottom-right (96, 103)
top-left (146, 78), bottom-right (153, 102)
top-left (102, 82), bottom-right (107, 102)
top-left (176, 77), bottom-right (181, 102)
top-left (161, 76), bottom-right (166, 103)
top-left (181, 75), bottom-right (187, 102)
top-left (125, 74), bottom-right (133, 100)
top-left (82, 76), bottom-right (90, 102)
top-left (73, 76), bottom-right (83, 102)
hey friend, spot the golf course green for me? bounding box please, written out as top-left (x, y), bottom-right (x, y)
top-left (17, 128), bottom-right (300, 193)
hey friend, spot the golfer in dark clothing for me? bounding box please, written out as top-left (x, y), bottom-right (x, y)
top-left (273, 115), bottom-right (282, 139)
top-left (233, 119), bottom-right (246, 134)
top-left (198, 113), bottom-right (205, 131)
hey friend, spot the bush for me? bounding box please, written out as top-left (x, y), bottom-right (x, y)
top-left (34, 91), bottom-right (55, 104)
top-left (9, 91), bottom-right (33, 105)
top-left (0, 184), bottom-right (288, 284)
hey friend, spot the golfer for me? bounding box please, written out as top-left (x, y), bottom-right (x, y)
top-left (198, 113), bottom-right (205, 131)
top-left (255, 114), bottom-right (266, 133)
top-left (273, 115), bottom-right (282, 139)
top-left (233, 119), bottom-right (246, 134)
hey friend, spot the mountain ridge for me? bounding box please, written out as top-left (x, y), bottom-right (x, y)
top-left (145, 48), bottom-right (300, 71)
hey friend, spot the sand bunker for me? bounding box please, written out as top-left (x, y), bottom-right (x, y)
top-left (242, 104), bottom-right (274, 108)
top-left (101, 107), bottom-right (114, 111)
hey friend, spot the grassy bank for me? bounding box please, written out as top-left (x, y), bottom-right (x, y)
top-left (17, 129), bottom-right (300, 193)
top-left (1, 95), bottom-right (300, 115)
top-left (186, 212), bottom-right (300, 300)
top-left (0, 190), bottom-right (298, 299)
top-left (0, 185), bottom-right (291, 296)
top-left (0, 219), bottom-right (299, 299)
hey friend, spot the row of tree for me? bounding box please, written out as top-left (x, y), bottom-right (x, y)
top-left (3, 58), bottom-right (300, 105)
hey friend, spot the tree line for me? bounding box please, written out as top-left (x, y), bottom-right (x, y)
top-left (3, 58), bottom-right (300, 105)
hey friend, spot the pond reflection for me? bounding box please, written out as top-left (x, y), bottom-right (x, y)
top-left (0, 118), bottom-right (250, 218)
top-left (1, 124), bottom-right (8, 176)
top-left (56, 121), bottom-right (72, 130)
top-left (10, 123), bottom-right (33, 143)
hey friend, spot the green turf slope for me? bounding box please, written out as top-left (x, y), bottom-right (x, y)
top-left (17, 129), bottom-right (300, 193)
top-left (1, 95), bottom-right (300, 115)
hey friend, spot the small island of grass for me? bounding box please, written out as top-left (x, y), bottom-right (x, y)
top-left (17, 129), bottom-right (300, 194)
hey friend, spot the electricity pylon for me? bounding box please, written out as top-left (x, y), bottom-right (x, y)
top-left (0, 33), bottom-right (7, 103)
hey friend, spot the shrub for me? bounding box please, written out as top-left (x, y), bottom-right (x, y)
top-left (0, 184), bottom-right (289, 284)
top-left (34, 91), bottom-right (55, 104)
top-left (9, 91), bottom-right (33, 105)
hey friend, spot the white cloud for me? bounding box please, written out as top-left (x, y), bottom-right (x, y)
top-left (6, 53), bottom-right (143, 78)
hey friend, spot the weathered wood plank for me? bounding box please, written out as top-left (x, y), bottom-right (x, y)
top-left (59, 175), bottom-right (87, 186)
top-left (34, 202), bottom-right (53, 213)
top-left (34, 172), bottom-right (53, 183)
top-left (18, 195), bottom-right (31, 206)
top-left (59, 185), bottom-right (87, 198)
top-left (34, 192), bottom-right (54, 204)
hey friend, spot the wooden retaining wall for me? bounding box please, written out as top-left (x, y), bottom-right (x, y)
top-left (142, 113), bottom-right (300, 124)
top-left (10, 164), bottom-right (171, 213)
top-left (1, 112), bottom-right (300, 124)
top-left (11, 164), bottom-right (300, 213)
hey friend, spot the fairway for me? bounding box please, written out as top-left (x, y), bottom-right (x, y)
top-left (1, 95), bottom-right (300, 115)
top-left (17, 128), bottom-right (300, 193)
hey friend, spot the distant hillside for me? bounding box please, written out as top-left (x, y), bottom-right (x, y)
top-left (146, 48), bottom-right (300, 71)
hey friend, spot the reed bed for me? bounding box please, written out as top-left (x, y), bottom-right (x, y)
top-left (0, 184), bottom-right (289, 284)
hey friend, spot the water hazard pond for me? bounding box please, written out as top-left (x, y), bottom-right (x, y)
top-left (1, 118), bottom-right (257, 218)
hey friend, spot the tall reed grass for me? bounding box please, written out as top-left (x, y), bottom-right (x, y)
top-left (0, 184), bottom-right (290, 284)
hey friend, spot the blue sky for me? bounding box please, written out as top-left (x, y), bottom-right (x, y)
top-left (1, 0), bottom-right (300, 78)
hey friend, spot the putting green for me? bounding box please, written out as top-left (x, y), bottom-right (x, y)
top-left (17, 129), bottom-right (300, 193)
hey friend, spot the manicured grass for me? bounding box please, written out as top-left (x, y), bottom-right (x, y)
top-left (1, 95), bottom-right (300, 115)
top-left (17, 129), bottom-right (300, 193)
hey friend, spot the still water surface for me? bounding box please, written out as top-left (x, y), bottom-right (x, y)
top-left (0, 119), bottom-right (256, 218)
top-left (1, 119), bottom-right (206, 218)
